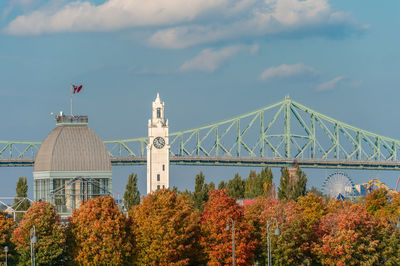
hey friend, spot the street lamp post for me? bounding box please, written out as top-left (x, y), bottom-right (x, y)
top-left (226, 218), bottom-right (235, 266)
top-left (267, 218), bottom-right (280, 266)
top-left (30, 226), bottom-right (38, 266)
top-left (4, 246), bottom-right (8, 266)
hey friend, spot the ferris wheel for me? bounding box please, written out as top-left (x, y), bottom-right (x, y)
top-left (322, 172), bottom-right (356, 199)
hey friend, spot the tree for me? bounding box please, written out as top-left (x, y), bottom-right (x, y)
top-left (130, 189), bottom-right (202, 265)
top-left (278, 166), bottom-right (307, 201)
top-left (201, 189), bottom-right (257, 265)
top-left (218, 181), bottom-right (226, 189)
top-left (123, 172), bottom-right (140, 210)
top-left (245, 167), bottom-right (275, 198)
top-left (365, 188), bottom-right (390, 216)
top-left (12, 201), bottom-right (66, 265)
top-left (14, 177), bottom-right (31, 220)
top-left (226, 173), bottom-right (245, 199)
top-left (0, 210), bottom-right (17, 264)
top-left (244, 197), bottom-right (277, 265)
top-left (313, 203), bottom-right (380, 265)
top-left (307, 186), bottom-right (323, 197)
top-left (262, 200), bottom-right (319, 265)
top-left (68, 196), bottom-right (132, 265)
top-left (191, 171), bottom-right (214, 211)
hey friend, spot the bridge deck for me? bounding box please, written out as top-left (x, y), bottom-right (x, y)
top-left (2, 157), bottom-right (400, 170)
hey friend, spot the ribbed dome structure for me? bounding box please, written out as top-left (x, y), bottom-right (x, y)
top-left (33, 115), bottom-right (112, 216)
top-left (34, 124), bottom-right (111, 172)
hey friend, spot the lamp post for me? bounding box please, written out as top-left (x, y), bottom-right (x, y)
top-left (4, 246), bottom-right (8, 266)
top-left (267, 218), bottom-right (280, 266)
top-left (397, 217), bottom-right (400, 229)
top-left (226, 218), bottom-right (235, 266)
top-left (30, 226), bottom-right (37, 266)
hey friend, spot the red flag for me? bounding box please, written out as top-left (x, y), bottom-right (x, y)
top-left (73, 84), bottom-right (83, 94)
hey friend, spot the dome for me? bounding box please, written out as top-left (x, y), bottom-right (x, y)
top-left (34, 118), bottom-right (111, 172)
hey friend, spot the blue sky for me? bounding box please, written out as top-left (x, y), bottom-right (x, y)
top-left (0, 0), bottom-right (399, 198)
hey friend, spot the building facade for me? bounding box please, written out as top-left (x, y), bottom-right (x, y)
top-left (33, 114), bottom-right (112, 216)
top-left (147, 94), bottom-right (170, 194)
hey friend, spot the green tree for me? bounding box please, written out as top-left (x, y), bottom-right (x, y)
top-left (218, 181), bottom-right (226, 189)
top-left (12, 201), bottom-right (66, 265)
top-left (226, 173), bottom-right (245, 199)
top-left (130, 189), bottom-right (203, 265)
top-left (191, 171), bottom-right (214, 211)
top-left (123, 172), bottom-right (140, 210)
top-left (14, 177), bottom-right (31, 220)
top-left (278, 166), bottom-right (307, 201)
top-left (245, 167), bottom-right (274, 198)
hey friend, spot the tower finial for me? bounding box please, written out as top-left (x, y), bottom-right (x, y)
top-left (155, 93), bottom-right (161, 103)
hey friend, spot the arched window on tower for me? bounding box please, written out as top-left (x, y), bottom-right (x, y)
top-left (157, 108), bottom-right (161, 118)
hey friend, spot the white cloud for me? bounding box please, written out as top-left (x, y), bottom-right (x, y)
top-left (180, 45), bottom-right (257, 72)
top-left (4, 0), bottom-right (231, 35)
top-left (148, 0), bottom-right (364, 49)
top-left (259, 63), bottom-right (317, 80)
top-left (316, 76), bottom-right (345, 91)
top-left (4, 0), bottom-right (365, 49)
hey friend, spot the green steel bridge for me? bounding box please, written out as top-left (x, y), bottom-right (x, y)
top-left (2, 96), bottom-right (400, 170)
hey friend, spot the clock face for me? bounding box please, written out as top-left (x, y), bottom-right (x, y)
top-left (153, 137), bottom-right (165, 149)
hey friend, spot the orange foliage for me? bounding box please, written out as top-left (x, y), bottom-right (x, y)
top-left (314, 203), bottom-right (380, 265)
top-left (201, 189), bottom-right (257, 265)
top-left (0, 210), bottom-right (15, 263)
top-left (12, 201), bottom-right (66, 265)
top-left (130, 189), bottom-right (202, 265)
top-left (68, 196), bottom-right (132, 265)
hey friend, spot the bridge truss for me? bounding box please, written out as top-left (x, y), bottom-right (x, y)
top-left (2, 96), bottom-right (400, 170)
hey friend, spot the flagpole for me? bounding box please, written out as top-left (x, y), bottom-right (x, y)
top-left (70, 83), bottom-right (73, 116)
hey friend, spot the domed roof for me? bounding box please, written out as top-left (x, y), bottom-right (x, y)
top-left (34, 120), bottom-right (111, 172)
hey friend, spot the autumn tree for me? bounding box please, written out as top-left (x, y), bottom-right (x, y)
top-left (14, 176), bottom-right (31, 220)
top-left (365, 188), bottom-right (391, 216)
top-left (278, 166), bottom-right (307, 201)
top-left (313, 203), bottom-right (380, 265)
top-left (12, 201), bottom-right (66, 265)
top-left (130, 189), bottom-right (202, 265)
top-left (201, 189), bottom-right (257, 265)
top-left (262, 200), bottom-right (320, 265)
top-left (244, 197), bottom-right (277, 264)
top-left (191, 171), bottom-right (215, 211)
top-left (0, 210), bottom-right (17, 264)
top-left (378, 227), bottom-right (400, 265)
top-left (245, 167), bottom-right (275, 198)
top-left (68, 196), bottom-right (132, 265)
top-left (124, 172), bottom-right (140, 210)
top-left (225, 173), bottom-right (245, 199)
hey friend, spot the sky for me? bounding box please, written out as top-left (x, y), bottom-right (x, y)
top-left (0, 0), bottom-right (399, 199)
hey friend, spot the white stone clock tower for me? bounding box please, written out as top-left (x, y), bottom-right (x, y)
top-left (147, 93), bottom-right (170, 194)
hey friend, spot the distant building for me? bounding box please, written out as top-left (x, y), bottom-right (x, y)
top-left (354, 184), bottom-right (367, 196)
top-left (147, 94), bottom-right (170, 194)
top-left (33, 114), bottom-right (112, 216)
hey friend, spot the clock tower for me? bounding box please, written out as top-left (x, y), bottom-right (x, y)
top-left (147, 93), bottom-right (170, 194)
